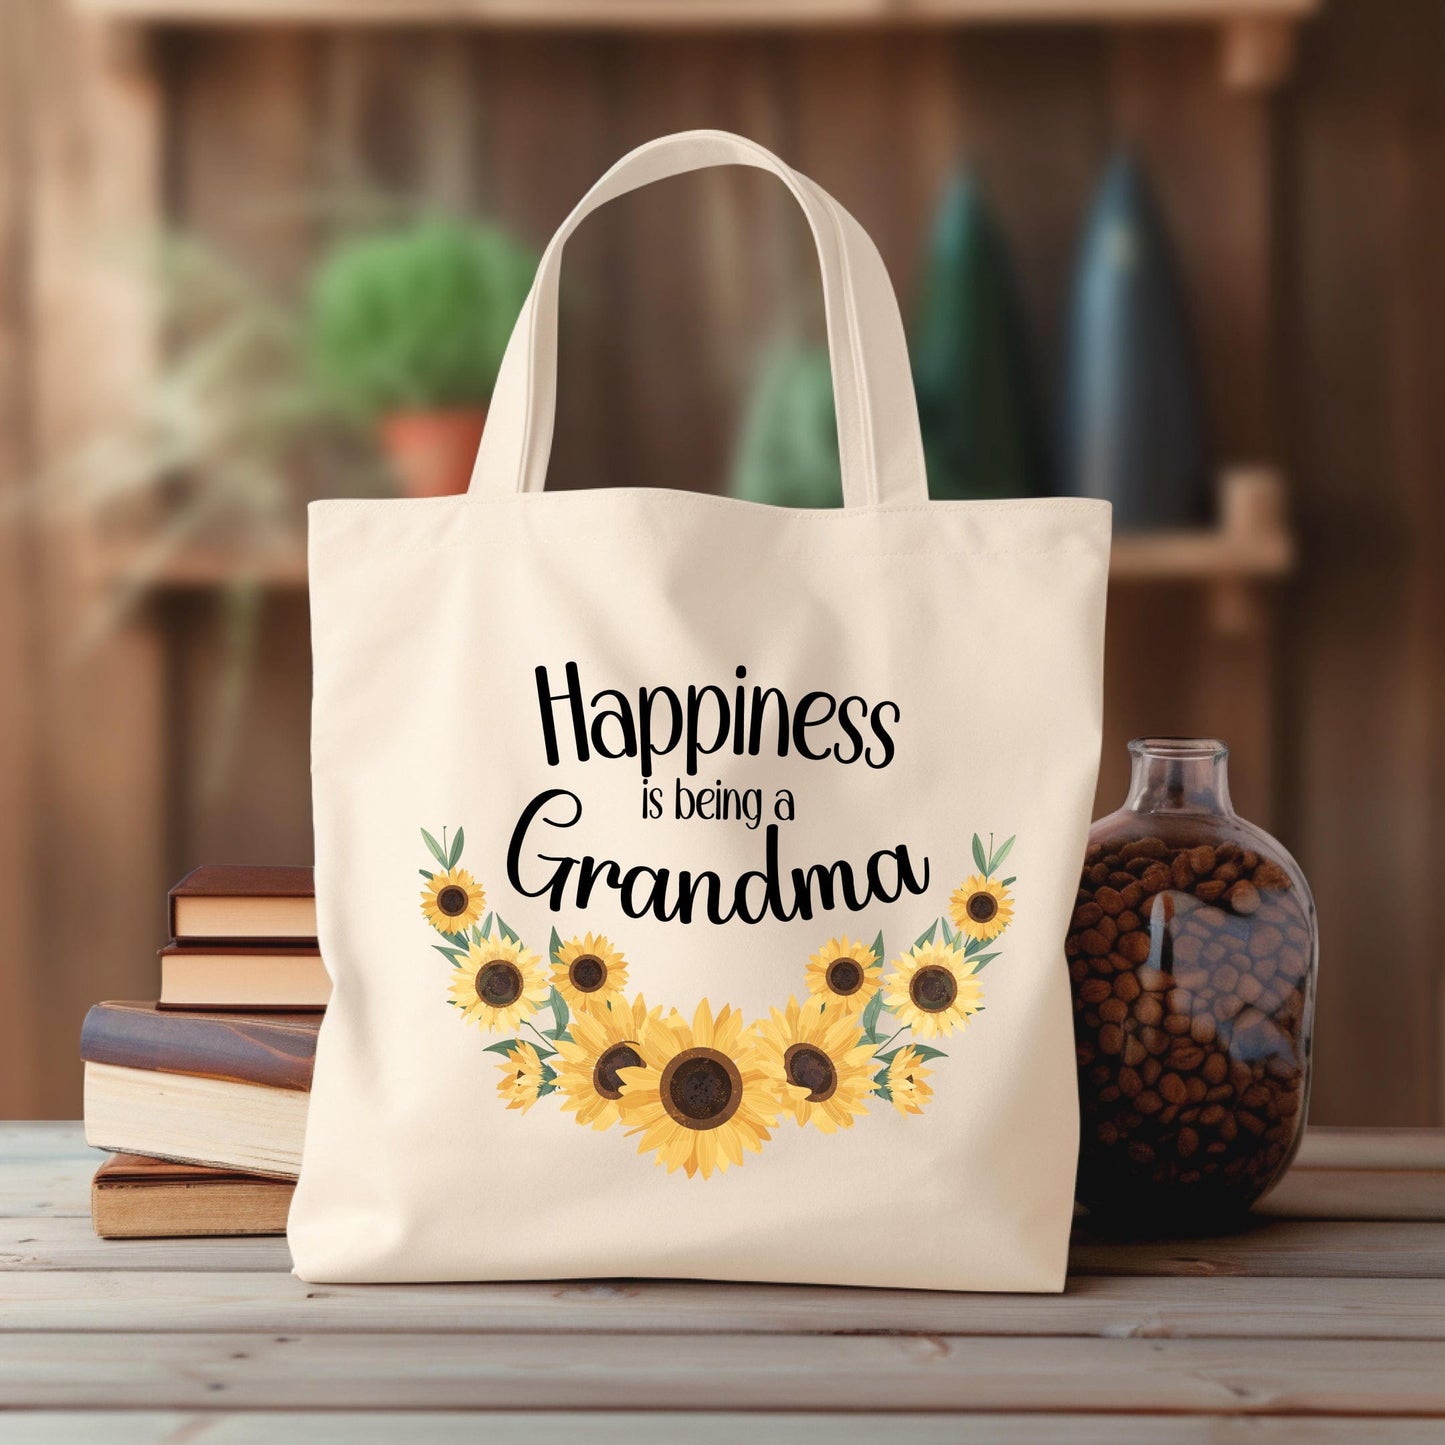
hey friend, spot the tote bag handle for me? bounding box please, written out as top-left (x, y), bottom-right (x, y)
top-left (468, 130), bottom-right (929, 510)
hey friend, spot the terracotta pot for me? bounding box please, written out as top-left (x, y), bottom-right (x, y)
top-left (378, 408), bottom-right (488, 498)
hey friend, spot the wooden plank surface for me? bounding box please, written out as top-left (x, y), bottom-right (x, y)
top-left (1, 1331), bottom-right (1441, 1413)
top-left (5, 1414), bottom-right (1441, 1445)
top-left (5, 1210), bottom-right (1444, 1279)
top-left (6, 1272), bottom-right (1445, 1340)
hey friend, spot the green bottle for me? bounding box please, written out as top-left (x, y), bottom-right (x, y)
top-left (729, 342), bottom-right (843, 510)
top-left (912, 172), bottom-right (1047, 500)
top-left (1058, 153), bottom-right (1211, 528)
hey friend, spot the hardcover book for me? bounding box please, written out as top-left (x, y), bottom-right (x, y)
top-left (158, 943), bottom-right (329, 1011)
top-left (84, 1064), bottom-right (308, 1178)
top-left (80, 1001), bottom-right (319, 1090)
top-left (91, 1152), bottom-right (294, 1238)
top-left (169, 864), bottom-right (316, 943)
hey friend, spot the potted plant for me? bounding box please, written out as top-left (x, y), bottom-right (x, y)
top-left (309, 219), bottom-right (537, 497)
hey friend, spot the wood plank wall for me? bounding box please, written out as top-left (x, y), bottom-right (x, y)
top-left (1, 1), bottom-right (1441, 1123)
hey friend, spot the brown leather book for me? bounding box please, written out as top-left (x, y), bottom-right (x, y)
top-left (169, 864), bottom-right (316, 943)
top-left (158, 943), bottom-right (330, 1011)
top-left (91, 1152), bottom-right (294, 1237)
top-left (80, 1001), bottom-right (319, 1091)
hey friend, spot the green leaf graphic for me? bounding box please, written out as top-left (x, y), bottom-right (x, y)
top-left (418, 869), bottom-right (433, 880)
top-left (483, 1040), bottom-right (520, 1056)
top-left (914, 920), bottom-right (939, 949)
top-left (495, 915), bottom-right (520, 944)
top-left (548, 985), bottom-right (570, 1038)
top-left (905, 1044), bottom-right (949, 1062)
top-left (432, 943), bottom-right (465, 966)
top-left (969, 952), bottom-right (999, 973)
top-left (972, 833), bottom-right (988, 875)
top-left (421, 828), bottom-right (448, 869)
top-left (860, 988), bottom-right (885, 1042)
top-left (988, 834), bottom-right (1015, 875)
top-left (447, 826), bottom-right (466, 869)
top-left (550, 927), bottom-right (564, 965)
top-left (479, 912), bottom-right (493, 940)
top-left (869, 930), bottom-right (884, 966)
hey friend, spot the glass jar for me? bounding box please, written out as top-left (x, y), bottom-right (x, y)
top-left (1067, 738), bottom-right (1317, 1229)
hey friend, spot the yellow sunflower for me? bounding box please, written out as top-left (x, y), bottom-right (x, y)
top-left (447, 934), bottom-right (549, 1033)
top-left (949, 874), bottom-right (1013, 942)
top-left (617, 999), bottom-right (778, 1180)
top-left (753, 996), bottom-right (875, 1133)
top-left (883, 939), bottom-right (984, 1040)
top-left (804, 936), bottom-right (882, 1016)
top-left (420, 867), bottom-right (486, 937)
top-left (551, 933), bottom-right (629, 1018)
top-left (887, 1044), bottom-right (934, 1117)
top-left (496, 1040), bottom-right (547, 1114)
top-left (551, 993), bottom-right (659, 1132)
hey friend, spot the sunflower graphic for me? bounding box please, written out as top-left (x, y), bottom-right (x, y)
top-left (883, 939), bottom-right (984, 1040)
top-left (887, 1044), bottom-right (934, 1117)
top-left (447, 935), bottom-right (550, 1033)
top-left (496, 1040), bottom-right (548, 1114)
top-left (552, 993), bottom-right (659, 1132)
top-left (551, 933), bottom-right (629, 1018)
top-left (753, 997), bottom-right (875, 1133)
top-left (949, 874), bottom-right (1013, 943)
top-left (420, 867), bottom-right (486, 937)
top-left (804, 936), bottom-right (882, 1016)
top-left (617, 1000), bottom-right (779, 1180)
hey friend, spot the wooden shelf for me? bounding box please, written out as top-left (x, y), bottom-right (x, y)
top-left (78, 0), bottom-right (1318, 29)
top-left (89, 466), bottom-right (1294, 594)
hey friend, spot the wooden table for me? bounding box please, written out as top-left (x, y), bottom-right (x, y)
top-left (2, 1123), bottom-right (1443, 1441)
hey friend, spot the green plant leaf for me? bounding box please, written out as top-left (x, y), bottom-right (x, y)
top-left (432, 943), bottom-right (465, 967)
top-left (874, 1047), bottom-right (902, 1068)
top-left (969, 952), bottom-right (999, 973)
top-left (479, 912), bottom-right (493, 940)
top-left (914, 920), bottom-right (938, 949)
top-left (495, 915), bottom-right (519, 944)
top-left (548, 985), bottom-right (569, 1038)
top-left (418, 869), bottom-right (433, 880)
top-left (972, 833), bottom-right (988, 875)
top-left (869, 930), bottom-right (885, 966)
top-left (537, 1081), bottom-right (557, 1097)
top-left (310, 219), bottom-right (538, 412)
top-left (550, 927), bottom-right (564, 965)
top-left (1001, 876), bottom-right (1016, 887)
top-left (421, 828), bottom-right (448, 869)
top-left (941, 918), bottom-right (958, 947)
top-left (964, 934), bottom-right (990, 957)
top-left (447, 826), bottom-right (465, 869)
top-left (482, 1040), bottom-right (520, 1056)
top-left (988, 834), bottom-right (1015, 875)
top-left (873, 1083), bottom-right (893, 1101)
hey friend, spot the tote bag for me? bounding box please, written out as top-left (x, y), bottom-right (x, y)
top-left (291, 131), bottom-right (1110, 1291)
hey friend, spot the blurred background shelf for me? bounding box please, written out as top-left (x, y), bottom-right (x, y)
top-left (88, 467), bottom-right (1295, 593)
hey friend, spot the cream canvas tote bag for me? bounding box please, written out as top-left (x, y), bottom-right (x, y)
top-left (291, 131), bottom-right (1110, 1290)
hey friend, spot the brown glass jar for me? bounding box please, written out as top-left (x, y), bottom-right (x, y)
top-left (1068, 738), bottom-right (1317, 1229)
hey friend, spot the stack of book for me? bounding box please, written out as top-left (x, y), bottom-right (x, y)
top-left (82, 866), bottom-right (323, 1239)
